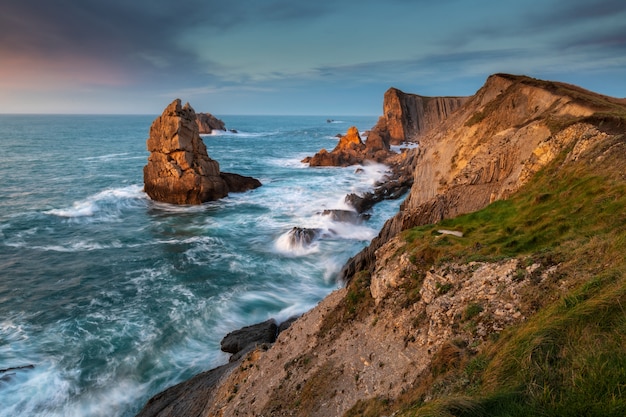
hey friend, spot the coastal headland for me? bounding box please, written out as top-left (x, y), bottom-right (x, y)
top-left (137, 74), bottom-right (626, 416)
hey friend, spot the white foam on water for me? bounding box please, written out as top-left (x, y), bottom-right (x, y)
top-left (39, 240), bottom-right (121, 252)
top-left (48, 199), bottom-right (99, 218)
top-left (274, 229), bottom-right (321, 256)
top-left (79, 152), bottom-right (144, 162)
top-left (203, 129), bottom-right (277, 138)
top-left (0, 362), bottom-right (75, 417)
top-left (46, 185), bottom-right (146, 221)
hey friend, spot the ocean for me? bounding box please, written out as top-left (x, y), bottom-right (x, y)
top-left (0, 114), bottom-right (403, 416)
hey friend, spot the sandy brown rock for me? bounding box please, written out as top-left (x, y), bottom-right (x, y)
top-left (376, 87), bottom-right (469, 145)
top-left (196, 112), bottom-right (226, 134)
top-left (143, 99), bottom-right (260, 204)
top-left (303, 126), bottom-right (392, 167)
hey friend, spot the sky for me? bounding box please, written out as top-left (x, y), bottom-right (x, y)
top-left (1, 0), bottom-right (625, 115)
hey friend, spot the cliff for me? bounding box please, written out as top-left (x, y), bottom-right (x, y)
top-left (373, 87), bottom-right (469, 145)
top-left (342, 73), bottom-right (626, 279)
top-left (136, 75), bottom-right (626, 416)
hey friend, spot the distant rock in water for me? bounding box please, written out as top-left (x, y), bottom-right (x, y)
top-left (303, 126), bottom-right (391, 167)
top-left (143, 99), bottom-right (261, 205)
top-left (196, 112), bottom-right (226, 134)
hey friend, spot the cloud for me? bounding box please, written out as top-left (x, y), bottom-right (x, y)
top-left (1, 0), bottom-right (625, 113)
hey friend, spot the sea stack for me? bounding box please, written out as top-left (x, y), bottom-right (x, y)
top-left (143, 99), bottom-right (260, 205)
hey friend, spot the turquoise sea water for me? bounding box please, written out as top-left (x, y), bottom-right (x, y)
top-left (0, 115), bottom-right (402, 416)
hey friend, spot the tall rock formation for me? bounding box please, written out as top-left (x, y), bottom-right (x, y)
top-left (143, 99), bottom-right (260, 205)
top-left (374, 87), bottom-right (469, 145)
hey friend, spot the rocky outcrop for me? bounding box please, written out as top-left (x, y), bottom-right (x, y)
top-left (302, 126), bottom-right (391, 166)
top-left (220, 319), bottom-right (278, 356)
top-left (373, 87), bottom-right (469, 145)
top-left (219, 172), bottom-right (263, 194)
top-left (143, 99), bottom-right (260, 205)
top-left (196, 112), bottom-right (226, 134)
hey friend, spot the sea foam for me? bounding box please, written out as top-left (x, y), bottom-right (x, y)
top-left (46, 185), bottom-right (146, 220)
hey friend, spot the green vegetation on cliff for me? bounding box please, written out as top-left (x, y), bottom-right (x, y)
top-left (347, 133), bottom-right (626, 416)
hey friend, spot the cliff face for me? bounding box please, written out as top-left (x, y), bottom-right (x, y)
top-left (342, 73), bottom-right (622, 279)
top-left (375, 87), bottom-right (469, 145)
top-left (136, 75), bottom-right (626, 417)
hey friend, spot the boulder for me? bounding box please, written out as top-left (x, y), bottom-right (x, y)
top-left (220, 172), bottom-right (262, 193)
top-left (220, 319), bottom-right (278, 355)
top-left (143, 99), bottom-right (261, 205)
top-left (287, 227), bottom-right (322, 246)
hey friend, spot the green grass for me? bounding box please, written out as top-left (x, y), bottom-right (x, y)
top-left (403, 146), bottom-right (626, 267)
top-left (385, 133), bottom-right (626, 417)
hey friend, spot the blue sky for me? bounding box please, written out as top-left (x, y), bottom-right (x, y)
top-left (1, 0), bottom-right (625, 115)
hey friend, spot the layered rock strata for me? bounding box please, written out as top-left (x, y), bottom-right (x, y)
top-left (342, 73), bottom-right (621, 279)
top-left (374, 87), bottom-right (469, 145)
top-left (143, 99), bottom-right (260, 205)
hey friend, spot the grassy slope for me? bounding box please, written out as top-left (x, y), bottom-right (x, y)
top-left (345, 132), bottom-right (626, 416)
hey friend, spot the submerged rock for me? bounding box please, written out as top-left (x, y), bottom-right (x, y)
top-left (287, 227), bottom-right (322, 246)
top-left (143, 99), bottom-right (261, 205)
top-left (321, 209), bottom-right (370, 223)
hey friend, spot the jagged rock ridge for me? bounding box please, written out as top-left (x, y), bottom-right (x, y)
top-left (342, 73), bottom-right (625, 279)
top-left (143, 99), bottom-right (261, 205)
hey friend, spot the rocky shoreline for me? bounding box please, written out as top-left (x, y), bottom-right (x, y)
top-left (136, 74), bottom-right (626, 416)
